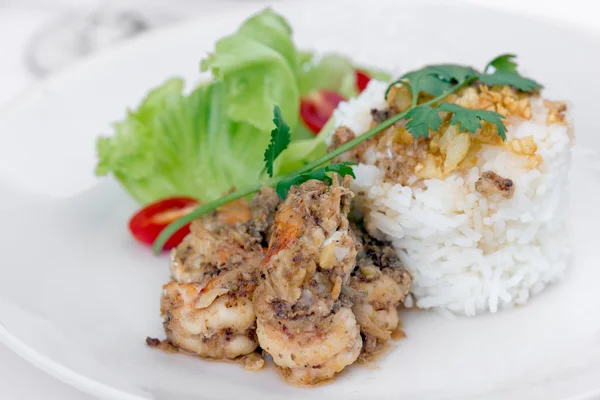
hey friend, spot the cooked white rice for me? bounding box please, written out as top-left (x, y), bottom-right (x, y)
top-left (332, 80), bottom-right (573, 316)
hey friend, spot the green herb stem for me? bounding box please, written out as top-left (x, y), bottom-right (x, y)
top-left (296, 76), bottom-right (476, 174)
top-left (153, 182), bottom-right (265, 254)
top-left (152, 75), bottom-right (477, 254)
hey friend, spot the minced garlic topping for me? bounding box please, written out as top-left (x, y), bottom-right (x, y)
top-left (332, 83), bottom-right (568, 184)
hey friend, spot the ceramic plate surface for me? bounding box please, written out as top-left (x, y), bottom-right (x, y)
top-left (0, 1), bottom-right (599, 399)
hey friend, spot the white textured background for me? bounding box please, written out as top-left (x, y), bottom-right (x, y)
top-left (0, 0), bottom-right (597, 398)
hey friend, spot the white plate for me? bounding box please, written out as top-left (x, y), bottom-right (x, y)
top-left (1, 1), bottom-right (600, 399)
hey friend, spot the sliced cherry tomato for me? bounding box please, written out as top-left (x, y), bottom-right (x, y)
top-left (355, 70), bottom-right (371, 93)
top-left (129, 197), bottom-right (199, 251)
top-left (300, 90), bottom-right (346, 135)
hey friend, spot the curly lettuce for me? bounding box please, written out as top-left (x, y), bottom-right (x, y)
top-left (200, 9), bottom-right (299, 133)
top-left (97, 79), bottom-right (264, 204)
top-left (298, 52), bottom-right (358, 98)
top-left (96, 8), bottom-right (384, 205)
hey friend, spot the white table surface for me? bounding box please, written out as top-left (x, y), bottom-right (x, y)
top-left (0, 0), bottom-right (597, 399)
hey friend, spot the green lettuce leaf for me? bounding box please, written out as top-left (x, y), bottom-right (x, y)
top-left (298, 52), bottom-right (358, 98)
top-left (201, 8), bottom-right (299, 133)
top-left (292, 52), bottom-right (363, 141)
top-left (96, 79), bottom-right (266, 204)
top-left (359, 66), bottom-right (391, 83)
top-left (96, 8), bottom-right (388, 205)
top-left (275, 117), bottom-right (336, 175)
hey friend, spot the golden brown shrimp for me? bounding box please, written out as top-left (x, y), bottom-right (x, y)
top-left (170, 198), bottom-right (259, 284)
top-left (254, 180), bottom-right (362, 385)
top-left (161, 279), bottom-right (259, 359)
top-left (349, 223), bottom-right (412, 357)
top-left (158, 188), bottom-right (280, 360)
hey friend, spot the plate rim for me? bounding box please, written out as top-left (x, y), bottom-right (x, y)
top-left (0, 323), bottom-right (143, 400)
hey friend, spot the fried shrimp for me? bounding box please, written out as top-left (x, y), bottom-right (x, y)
top-left (161, 279), bottom-right (259, 359)
top-left (350, 223), bottom-right (412, 357)
top-left (159, 188), bottom-right (280, 360)
top-left (170, 198), bottom-right (261, 284)
top-left (254, 179), bottom-right (362, 384)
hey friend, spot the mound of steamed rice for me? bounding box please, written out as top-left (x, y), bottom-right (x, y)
top-left (332, 81), bottom-right (573, 316)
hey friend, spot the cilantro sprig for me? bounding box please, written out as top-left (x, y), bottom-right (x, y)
top-left (403, 102), bottom-right (507, 141)
top-left (153, 54), bottom-right (542, 253)
top-left (392, 54), bottom-right (539, 140)
top-left (276, 162), bottom-right (356, 198)
top-left (385, 65), bottom-right (477, 106)
top-left (478, 72), bottom-right (542, 92)
top-left (481, 54), bottom-right (542, 92)
top-left (261, 106), bottom-right (355, 198)
top-left (386, 53), bottom-right (541, 101)
top-left (403, 106), bottom-right (442, 138)
top-left (485, 54), bottom-right (518, 73)
top-left (263, 105), bottom-right (291, 177)
top-left (437, 103), bottom-right (507, 140)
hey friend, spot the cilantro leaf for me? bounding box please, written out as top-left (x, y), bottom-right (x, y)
top-left (427, 65), bottom-right (477, 85)
top-left (263, 105), bottom-right (291, 177)
top-left (478, 71), bottom-right (542, 92)
top-left (275, 162), bottom-right (356, 198)
top-left (324, 162), bottom-right (356, 177)
top-left (479, 54), bottom-right (542, 92)
top-left (275, 175), bottom-right (304, 198)
top-left (485, 54), bottom-right (517, 73)
top-left (387, 64), bottom-right (478, 101)
top-left (401, 71), bottom-right (451, 98)
top-left (437, 102), bottom-right (507, 140)
top-left (404, 105), bottom-right (442, 138)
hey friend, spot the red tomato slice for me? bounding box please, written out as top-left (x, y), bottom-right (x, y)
top-left (355, 70), bottom-right (371, 93)
top-left (129, 197), bottom-right (199, 251)
top-left (300, 90), bottom-right (346, 135)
